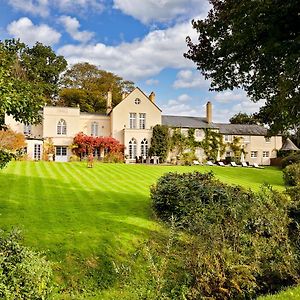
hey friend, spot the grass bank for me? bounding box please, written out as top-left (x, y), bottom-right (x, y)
top-left (0, 161), bottom-right (284, 297)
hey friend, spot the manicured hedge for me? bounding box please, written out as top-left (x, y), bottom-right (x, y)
top-left (151, 172), bottom-right (299, 299)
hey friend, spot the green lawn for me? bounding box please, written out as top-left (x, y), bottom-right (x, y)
top-left (0, 161), bottom-right (284, 297)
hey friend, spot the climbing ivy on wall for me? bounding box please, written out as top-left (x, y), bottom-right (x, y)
top-left (201, 129), bottom-right (226, 161)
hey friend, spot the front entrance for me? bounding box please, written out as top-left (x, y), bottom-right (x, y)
top-left (55, 146), bottom-right (68, 162)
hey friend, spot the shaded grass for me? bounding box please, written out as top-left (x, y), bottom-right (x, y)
top-left (258, 285), bottom-right (300, 300)
top-left (0, 161), bottom-right (284, 296)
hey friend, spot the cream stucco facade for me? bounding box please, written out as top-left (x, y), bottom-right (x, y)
top-left (5, 87), bottom-right (282, 165)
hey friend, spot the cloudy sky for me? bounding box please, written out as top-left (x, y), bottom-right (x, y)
top-left (0, 0), bottom-right (263, 122)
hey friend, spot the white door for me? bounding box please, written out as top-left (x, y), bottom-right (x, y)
top-left (55, 146), bottom-right (68, 162)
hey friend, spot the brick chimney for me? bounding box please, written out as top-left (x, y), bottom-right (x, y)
top-left (106, 89), bottom-right (112, 114)
top-left (149, 91), bottom-right (155, 103)
top-left (206, 101), bottom-right (212, 123)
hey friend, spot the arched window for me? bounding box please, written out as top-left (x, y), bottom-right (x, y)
top-left (129, 138), bottom-right (137, 159)
top-left (57, 119), bottom-right (67, 135)
top-left (141, 138), bottom-right (148, 157)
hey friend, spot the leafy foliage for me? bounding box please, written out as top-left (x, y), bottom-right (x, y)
top-left (72, 132), bottom-right (125, 160)
top-left (148, 125), bottom-right (170, 162)
top-left (59, 62), bottom-right (134, 113)
top-left (283, 163), bottom-right (300, 186)
top-left (230, 112), bottom-right (261, 125)
top-left (281, 152), bottom-right (300, 168)
top-left (201, 129), bottom-right (225, 161)
top-left (0, 128), bottom-right (26, 168)
top-left (0, 229), bottom-right (53, 299)
top-left (185, 0), bottom-right (300, 133)
top-left (151, 172), bottom-right (299, 299)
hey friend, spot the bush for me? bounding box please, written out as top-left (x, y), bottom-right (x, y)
top-left (69, 154), bottom-right (80, 162)
top-left (0, 149), bottom-right (15, 169)
top-left (281, 152), bottom-right (300, 168)
top-left (151, 172), bottom-right (299, 299)
top-left (0, 229), bottom-right (53, 299)
top-left (103, 152), bottom-right (124, 163)
top-left (283, 163), bottom-right (300, 186)
top-left (180, 152), bottom-right (197, 166)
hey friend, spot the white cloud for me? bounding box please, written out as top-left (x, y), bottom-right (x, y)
top-left (211, 91), bottom-right (264, 123)
top-left (145, 78), bottom-right (159, 85)
top-left (59, 16), bottom-right (94, 43)
top-left (7, 17), bottom-right (61, 46)
top-left (173, 69), bottom-right (210, 89)
top-left (8, 0), bottom-right (49, 17)
top-left (213, 90), bottom-right (247, 103)
top-left (58, 19), bottom-right (198, 81)
top-left (8, 0), bottom-right (105, 17)
top-left (161, 94), bottom-right (200, 116)
top-left (113, 0), bottom-right (210, 24)
top-left (56, 0), bottom-right (105, 14)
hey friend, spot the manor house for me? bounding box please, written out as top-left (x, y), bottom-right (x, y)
top-left (5, 87), bottom-right (282, 165)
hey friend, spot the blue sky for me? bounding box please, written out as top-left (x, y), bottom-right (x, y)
top-left (0, 0), bottom-right (263, 122)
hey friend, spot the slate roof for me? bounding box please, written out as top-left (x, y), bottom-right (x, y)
top-left (215, 123), bottom-right (269, 136)
top-left (162, 115), bottom-right (216, 129)
top-left (280, 138), bottom-right (299, 151)
top-left (161, 115), bottom-right (271, 136)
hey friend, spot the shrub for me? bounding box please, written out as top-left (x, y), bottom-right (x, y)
top-left (103, 152), bottom-right (124, 163)
top-left (283, 163), bottom-right (300, 186)
top-left (180, 152), bottom-right (197, 166)
top-left (0, 229), bottom-right (53, 299)
top-left (69, 154), bottom-right (80, 162)
top-left (281, 152), bottom-right (300, 168)
top-left (151, 172), bottom-right (299, 299)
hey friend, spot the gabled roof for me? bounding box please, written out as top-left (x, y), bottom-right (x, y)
top-left (280, 138), bottom-right (299, 151)
top-left (215, 123), bottom-right (269, 136)
top-left (162, 115), bottom-right (216, 129)
top-left (110, 87), bottom-right (162, 114)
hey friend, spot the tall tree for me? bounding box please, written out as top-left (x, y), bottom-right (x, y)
top-left (59, 62), bottom-right (135, 113)
top-left (229, 112), bottom-right (261, 125)
top-left (185, 0), bottom-right (300, 133)
top-left (0, 39), bottom-right (67, 167)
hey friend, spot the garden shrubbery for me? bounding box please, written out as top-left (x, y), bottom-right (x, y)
top-left (281, 152), bottom-right (300, 168)
top-left (0, 229), bottom-right (54, 299)
top-left (283, 163), bottom-right (300, 186)
top-left (150, 172), bottom-right (299, 299)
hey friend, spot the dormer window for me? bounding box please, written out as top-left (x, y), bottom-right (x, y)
top-left (135, 98), bottom-right (141, 104)
top-left (57, 119), bottom-right (67, 135)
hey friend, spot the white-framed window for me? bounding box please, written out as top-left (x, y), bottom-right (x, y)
top-left (91, 122), bottom-right (99, 136)
top-left (224, 135), bottom-right (232, 142)
top-left (251, 151), bottom-right (258, 158)
top-left (34, 144), bottom-right (41, 160)
top-left (56, 146), bottom-right (67, 156)
top-left (243, 135), bottom-right (250, 143)
top-left (139, 113), bottom-right (146, 129)
top-left (23, 124), bottom-right (32, 135)
top-left (129, 113), bottom-right (137, 129)
top-left (57, 119), bottom-right (67, 135)
top-left (265, 137), bottom-right (271, 143)
top-left (263, 151), bottom-right (269, 158)
top-left (129, 138), bottom-right (137, 159)
top-left (141, 138), bottom-right (148, 157)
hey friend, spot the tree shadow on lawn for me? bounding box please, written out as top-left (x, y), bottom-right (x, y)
top-left (0, 172), bottom-right (167, 293)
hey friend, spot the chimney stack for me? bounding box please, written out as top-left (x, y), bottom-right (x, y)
top-left (106, 89), bottom-right (112, 114)
top-left (206, 101), bottom-right (212, 123)
top-left (149, 91), bottom-right (155, 103)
